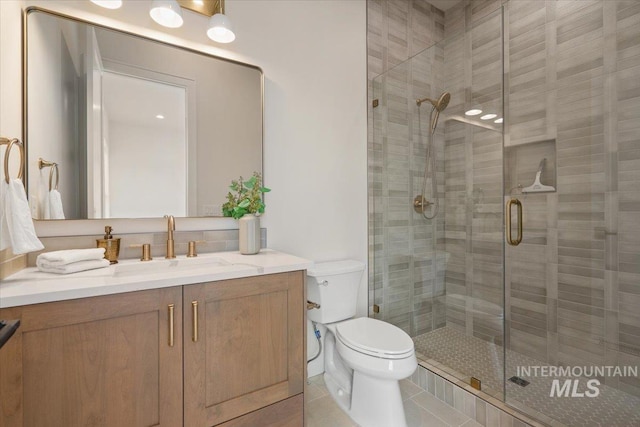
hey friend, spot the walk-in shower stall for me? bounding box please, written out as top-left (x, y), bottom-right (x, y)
top-left (369, 1), bottom-right (640, 425)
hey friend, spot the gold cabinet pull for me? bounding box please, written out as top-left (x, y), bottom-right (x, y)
top-left (168, 304), bottom-right (175, 347)
top-left (506, 198), bottom-right (523, 246)
top-left (192, 301), bottom-right (198, 342)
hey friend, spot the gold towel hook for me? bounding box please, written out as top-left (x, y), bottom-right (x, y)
top-left (38, 158), bottom-right (59, 191)
top-left (1, 137), bottom-right (25, 184)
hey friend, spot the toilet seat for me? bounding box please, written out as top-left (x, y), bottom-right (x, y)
top-left (336, 317), bottom-right (414, 359)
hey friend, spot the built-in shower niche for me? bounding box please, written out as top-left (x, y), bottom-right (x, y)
top-left (504, 139), bottom-right (556, 195)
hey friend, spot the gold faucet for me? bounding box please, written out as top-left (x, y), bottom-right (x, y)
top-left (165, 215), bottom-right (176, 259)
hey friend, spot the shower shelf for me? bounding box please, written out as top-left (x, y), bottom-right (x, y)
top-left (504, 139), bottom-right (557, 195)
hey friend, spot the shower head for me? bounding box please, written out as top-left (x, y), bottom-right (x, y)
top-left (435, 92), bottom-right (450, 111)
top-left (417, 92), bottom-right (451, 133)
top-left (416, 92), bottom-right (451, 112)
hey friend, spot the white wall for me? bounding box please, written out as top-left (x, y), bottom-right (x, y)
top-left (0, 1), bottom-right (24, 184)
top-left (27, 13), bottom-right (81, 219)
top-left (108, 121), bottom-right (186, 218)
top-left (2, 1), bottom-right (368, 315)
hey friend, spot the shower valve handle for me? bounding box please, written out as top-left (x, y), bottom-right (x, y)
top-left (413, 195), bottom-right (432, 213)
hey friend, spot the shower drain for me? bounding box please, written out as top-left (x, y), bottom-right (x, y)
top-left (509, 376), bottom-right (530, 387)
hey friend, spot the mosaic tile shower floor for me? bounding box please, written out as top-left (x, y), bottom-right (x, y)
top-left (414, 327), bottom-right (640, 427)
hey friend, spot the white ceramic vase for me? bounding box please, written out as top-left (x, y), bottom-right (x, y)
top-left (239, 214), bottom-right (261, 255)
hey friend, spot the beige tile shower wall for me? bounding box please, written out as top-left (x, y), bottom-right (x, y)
top-left (441, 0), bottom-right (504, 344)
top-left (368, 0), bottom-right (446, 335)
top-left (506, 0), bottom-right (640, 399)
top-left (441, 0), bottom-right (640, 399)
top-left (613, 0), bottom-right (640, 398)
top-left (504, 0), bottom-right (555, 364)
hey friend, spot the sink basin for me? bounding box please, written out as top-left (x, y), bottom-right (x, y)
top-left (114, 255), bottom-right (230, 277)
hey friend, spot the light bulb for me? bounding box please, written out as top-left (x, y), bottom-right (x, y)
top-left (207, 13), bottom-right (235, 43)
top-left (90, 0), bottom-right (123, 9)
top-left (150, 0), bottom-right (184, 28)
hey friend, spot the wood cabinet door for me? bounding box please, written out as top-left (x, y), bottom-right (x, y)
top-left (184, 271), bottom-right (304, 426)
top-left (0, 287), bottom-right (183, 427)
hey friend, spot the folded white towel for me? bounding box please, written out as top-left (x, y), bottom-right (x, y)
top-left (0, 179), bottom-right (44, 254)
top-left (36, 248), bottom-right (106, 267)
top-left (38, 259), bottom-right (110, 275)
top-left (48, 189), bottom-right (65, 219)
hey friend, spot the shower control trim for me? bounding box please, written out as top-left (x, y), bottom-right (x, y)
top-left (413, 195), bottom-right (433, 213)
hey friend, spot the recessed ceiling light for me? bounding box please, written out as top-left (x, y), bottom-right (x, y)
top-left (481, 114), bottom-right (497, 120)
top-left (465, 109), bottom-right (482, 116)
top-left (494, 118), bottom-right (503, 124)
top-left (194, 0), bottom-right (204, 5)
top-left (90, 0), bottom-right (123, 9)
top-left (156, 114), bottom-right (165, 119)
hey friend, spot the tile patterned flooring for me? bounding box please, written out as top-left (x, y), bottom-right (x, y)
top-left (414, 327), bottom-right (640, 427)
top-left (305, 374), bottom-right (481, 427)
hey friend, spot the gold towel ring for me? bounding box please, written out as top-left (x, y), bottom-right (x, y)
top-left (1, 137), bottom-right (25, 184)
top-left (38, 158), bottom-right (59, 191)
top-left (50, 164), bottom-right (59, 191)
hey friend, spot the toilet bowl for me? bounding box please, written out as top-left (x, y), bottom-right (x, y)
top-left (307, 260), bottom-right (417, 427)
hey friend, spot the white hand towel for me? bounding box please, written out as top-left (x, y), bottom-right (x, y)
top-left (36, 248), bottom-right (106, 267)
top-left (43, 189), bottom-right (50, 219)
top-left (0, 179), bottom-right (44, 254)
top-left (48, 189), bottom-right (65, 219)
top-left (37, 258), bottom-right (110, 274)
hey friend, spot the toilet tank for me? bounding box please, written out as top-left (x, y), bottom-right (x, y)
top-left (307, 260), bottom-right (365, 324)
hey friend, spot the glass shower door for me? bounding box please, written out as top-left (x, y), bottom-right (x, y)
top-left (370, 5), bottom-right (507, 400)
top-left (370, 1), bottom-right (640, 425)
top-left (502, 1), bottom-right (640, 425)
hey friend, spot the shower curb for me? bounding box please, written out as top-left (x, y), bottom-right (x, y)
top-left (410, 361), bottom-right (567, 427)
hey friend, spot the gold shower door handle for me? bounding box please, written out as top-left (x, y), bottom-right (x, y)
top-left (168, 304), bottom-right (175, 347)
top-left (192, 301), bottom-right (198, 342)
top-left (506, 198), bottom-right (523, 246)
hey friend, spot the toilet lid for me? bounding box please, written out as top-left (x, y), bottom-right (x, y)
top-left (336, 317), bottom-right (414, 359)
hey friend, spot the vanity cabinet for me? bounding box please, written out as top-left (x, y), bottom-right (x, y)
top-left (0, 287), bottom-right (183, 427)
top-left (0, 271), bottom-right (305, 427)
top-left (184, 271), bottom-right (305, 426)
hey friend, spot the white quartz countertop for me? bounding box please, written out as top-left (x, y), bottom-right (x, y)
top-left (0, 249), bottom-right (312, 308)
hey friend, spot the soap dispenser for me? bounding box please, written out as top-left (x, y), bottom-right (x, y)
top-left (97, 226), bottom-right (121, 264)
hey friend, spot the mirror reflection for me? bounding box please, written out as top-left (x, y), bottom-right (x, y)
top-left (26, 9), bottom-right (263, 220)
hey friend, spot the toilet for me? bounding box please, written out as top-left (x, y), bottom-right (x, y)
top-left (307, 260), bottom-right (417, 427)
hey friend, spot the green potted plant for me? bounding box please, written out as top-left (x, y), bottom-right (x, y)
top-left (222, 172), bottom-right (270, 254)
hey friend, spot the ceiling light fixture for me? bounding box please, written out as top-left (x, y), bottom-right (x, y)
top-left (156, 114), bottom-right (165, 119)
top-left (494, 118), bottom-right (503, 124)
top-left (150, 0), bottom-right (184, 28)
top-left (465, 109), bottom-right (482, 116)
top-left (143, 0), bottom-right (236, 43)
top-left (480, 113), bottom-right (497, 120)
top-left (90, 0), bottom-right (123, 9)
